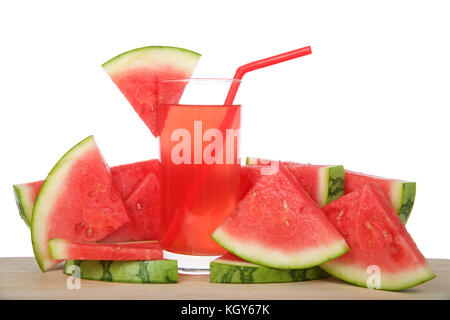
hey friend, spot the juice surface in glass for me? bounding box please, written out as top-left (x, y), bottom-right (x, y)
top-left (159, 103), bottom-right (241, 256)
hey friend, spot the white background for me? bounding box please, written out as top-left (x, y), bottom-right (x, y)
top-left (1, 0), bottom-right (449, 259)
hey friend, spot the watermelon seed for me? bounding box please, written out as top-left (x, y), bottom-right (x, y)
top-left (74, 222), bottom-right (85, 231)
top-left (382, 230), bottom-right (388, 238)
top-left (365, 222), bottom-right (372, 230)
top-left (283, 200), bottom-right (289, 211)
top-left (338, 211), bottom-right (344, 219)
top-left (85, 227), bottom-right (94, 238)
top-left (285, 220), bottom-right (290, 227)
top-left (137, 203), bottom-right (142, 211)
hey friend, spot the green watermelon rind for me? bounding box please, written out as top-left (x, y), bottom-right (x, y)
top-left (31, 136), bottom-right (98, 272)
top-left (320, 260), bottom-right (436, 291)
top-left (13, 184), bottom-right (33, 227)
top-left (396, 182), bottom-right (416, 224)
top-left (211, 228), bottom-right (349, 270)
top-left (320, 165), bottom-right (345, 207)
top-left (102, 46), bottom-right (201, 75)
top-left (210, 257), bottom-right (329, 284)
top-left (64, 259), bottom-right (178, 284)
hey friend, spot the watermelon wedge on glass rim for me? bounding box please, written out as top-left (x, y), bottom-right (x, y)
top-left (212, 162), bottom-right (349, 269)
top-left (31, 136), bottom-right (130, 271)
top-left (320, 183), bottom-right (435, 291)
top-left (102, 46), bottom-right (201, 137)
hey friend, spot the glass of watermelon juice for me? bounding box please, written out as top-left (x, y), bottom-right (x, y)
top-left (158, 79), bottom-right (241, 274)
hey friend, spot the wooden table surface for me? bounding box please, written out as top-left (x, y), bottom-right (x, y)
top-left (0, 257), bottom-right (448, 300)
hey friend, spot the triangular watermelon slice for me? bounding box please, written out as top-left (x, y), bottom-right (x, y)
top-left (320, 183), bottom-right (435, 290)
top-left (212, 163), bottom-right (349, 269)
top-left (344, 170), bottom-right (416, 224)
top-left (31, 136), bottom-right (130, 271)
top-left (102, 46), bottom-right (201, 137)
top-left (110, 159), bottom-right (160, 200)
top-left (13, 180), bottom-right (44, 226)
top-left (48, 238), bottom-right (162, 261)
top-left (242, 159), bottom-right (344, 207)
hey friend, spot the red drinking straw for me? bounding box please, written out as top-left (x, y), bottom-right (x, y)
top-left (162, 46), bottom-right (312, 248)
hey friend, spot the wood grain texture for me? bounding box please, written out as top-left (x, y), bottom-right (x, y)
top-left (0, 258), bottom-right (448, 300)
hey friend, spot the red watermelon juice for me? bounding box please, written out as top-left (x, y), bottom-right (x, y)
top-left (158, 79), bottom-right (241, 273)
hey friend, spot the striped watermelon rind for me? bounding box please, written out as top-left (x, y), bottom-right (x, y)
top-left (210, 255), bottom-right (329, 284)
top-left (64, 259), bottom-right (178, 284)
top-left (319, 165), bottom-right (345, 206)
top-left (13, 184), bottom-right (35, 227)
top-left (395, 182), bottom-right (416, 224)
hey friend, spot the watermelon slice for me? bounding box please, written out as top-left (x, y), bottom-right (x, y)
top-left (13, 180), bottom-right (43, 226)
top-left (13, 159), bottom-right (161, 242)
top-left (212, 163), bottom-right (349, 269)
top-left (48, 238), bottom-right (163, 260)
top-left (64, 259), bottom-right (178, 283)
top-left (31, 136), bottom-right (130, 271)
top-left (320, 183), bottom-right (435, 291)
top-left (103, 46), bottom-right (201, 137)
top-left (345, 170), bottom-right (416, 224)
top-left (110, 159), bottom-right (160, 200)
top-left (242, 159), bottom-right (344, 207)
top-left (210, 252), bottom-right (329, 284)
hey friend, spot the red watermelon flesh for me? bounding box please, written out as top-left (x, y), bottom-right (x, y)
top-left (320, 183), bottom-right (435, 290)
top-left (240, 162), bottom-right (344, 207)
top-left (111, 159), bottom-right (160, 200)
top-left (344, 170), bottom-right (416, 224)
top-left (31, 136), bottom-right (131, 271)
top-left (212, 163), bottom-right (348, 269)
top-left (239, 164), bottom-right (324, 202)
top-left (125, 171), bottom-right (161, 241)
top-left (102, 46), bottom-right (201, 137)
top-left (239, 165), bottom-right (264, 200)
top-left (48, 238), bottom-right (163, 261)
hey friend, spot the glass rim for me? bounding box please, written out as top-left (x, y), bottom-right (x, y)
top-left (159, 78), bottom-right (242, 84)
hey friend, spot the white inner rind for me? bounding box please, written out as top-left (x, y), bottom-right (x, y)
top-left (48, 238), bottom-right (69, 260)
top-left (317, 166), bottom-right (330, 207)
top-left (389, 181), bottom-right (403, 213)
top-left (212, 227), bottom-right (349, 269)
top-left (16, 184), bottom-right (34, 224)
top-left (213, 258), bottom-right (259, 268)
top-left (103, 47), bottom-right (200, 77)
top-left (31, 136), bottom-right (97, 271)
top-left (321, 260), bottom-right (436, 290)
